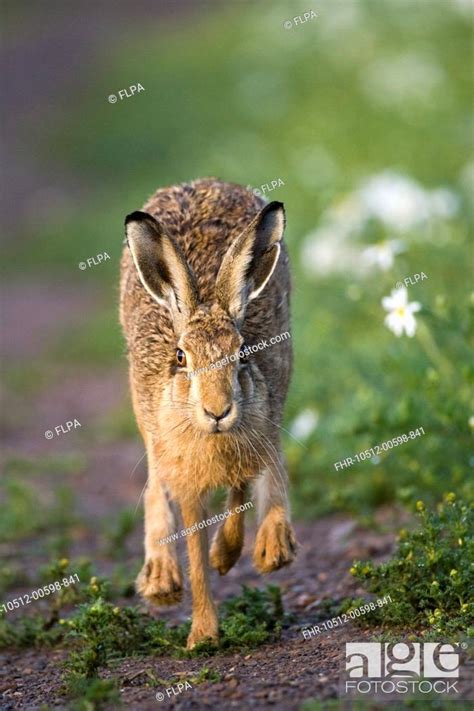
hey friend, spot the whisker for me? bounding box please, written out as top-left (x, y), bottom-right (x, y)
top-left (129, 449), bottom-right (147, 479)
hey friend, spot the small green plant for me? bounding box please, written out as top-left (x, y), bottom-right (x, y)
top-left (63, 598), bottom-right (152, 680)
top-left (59, 584), bottom-right (283, 692)
top-left (349, 494), bottom-right (474, 637)
top-left (189, 666), bottom-right (221, 684)
top-left (68, 678), bottom-right (121, 711)
top-left (1, 580), bottom-right (284, 703)
top-left (219, 584), bottom-right (285, 649)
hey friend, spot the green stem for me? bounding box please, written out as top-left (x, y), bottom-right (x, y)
top-left (416, 321), bottom-right (453, 379)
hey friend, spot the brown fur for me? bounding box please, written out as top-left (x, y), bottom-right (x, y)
top-left (119, 178), bottom-right (296, 648)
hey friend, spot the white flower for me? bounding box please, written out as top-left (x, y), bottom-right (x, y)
top-left (302, 172), bottom-right (460, 282)
top-left (382, 286), bottom-right (421, 337)
top-left (359, 172), bottom-right (431, 232)
top-left (290, 408), bottom-right (319, 440)
top-left (362, 239), bottom-right (405, 271)
top-left (301, 226), bottom-right (365, 276)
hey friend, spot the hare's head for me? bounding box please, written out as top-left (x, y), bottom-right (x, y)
top-left (125, 202), bottom-right (285, 435)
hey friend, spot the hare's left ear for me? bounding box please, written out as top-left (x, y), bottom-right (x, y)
top-left (215, 201), bottom-right (285, 323)
top-left (125, 210), bottom-right (198, 332)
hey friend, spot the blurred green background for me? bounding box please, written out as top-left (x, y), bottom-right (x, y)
top-left (1, 0), bottom-right (472, 538)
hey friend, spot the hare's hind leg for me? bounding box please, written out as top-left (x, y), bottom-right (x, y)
top-left (136, 442), bottom-right (183, 605)
top-left (210, 485), bottom-right (247, 575)
top-left (180, 498), bottom-right (219, 649)
top-left (252, 447), bottom-right (297, 574)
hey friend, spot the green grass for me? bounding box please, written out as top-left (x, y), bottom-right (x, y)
top-left (348, 495), bottom-right (474, 639)
top-left (0, 476), bottom-right (76, 542)
top-left (0, 455), bottom-right (84, 543)
top-left (3, 453), bottom-right (86, 477)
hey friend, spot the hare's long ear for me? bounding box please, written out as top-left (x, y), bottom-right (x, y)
top-left (215, 201), bottom-right (284, 324)
top-left (125, 211), bottom-right (198, 329)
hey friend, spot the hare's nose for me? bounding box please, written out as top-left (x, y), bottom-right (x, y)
top-left (204, 404), bottom-right (232, 422)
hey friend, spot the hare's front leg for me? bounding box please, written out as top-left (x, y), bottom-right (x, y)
top-left (210, 485), bottom-right (247, 575)
top-left (252, 449), bottom-right (297, 574)
top-left (180, 499), bottom-right (218, 649)
top-left (136, 449), bottom-right (182, 605)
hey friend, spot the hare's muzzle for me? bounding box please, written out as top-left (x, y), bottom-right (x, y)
top-left (197, 400), bottom-right (239, 434)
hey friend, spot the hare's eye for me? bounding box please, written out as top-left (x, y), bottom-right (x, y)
top-left (176, 349), bottom-right (187, 367)
top-left (239, 344), bottom-right (250, 363)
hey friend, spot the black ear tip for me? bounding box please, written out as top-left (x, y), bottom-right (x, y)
top-left (264, 200), bottom-right (285, 214)
top-left (125, 210), bottom-right (152, 226)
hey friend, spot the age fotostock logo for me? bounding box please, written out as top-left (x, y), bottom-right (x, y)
top-left (344, 642), bottom-right (461, 697)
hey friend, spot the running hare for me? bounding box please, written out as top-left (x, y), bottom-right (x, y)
top-left (120, 178), bottom-right (296, 648)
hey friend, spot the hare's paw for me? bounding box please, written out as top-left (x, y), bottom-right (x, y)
top-left (186, 609), bottom-right (219, 649)
top-left (136, 557), bottom-right (182, 606)
top-left (209, 526), bottom-right (243, 575)
top-left (253, 512), bottom-right (297, 574)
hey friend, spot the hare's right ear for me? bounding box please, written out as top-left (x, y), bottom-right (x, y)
top-left (215, 201), bottom-right (285, 324)
top-left (125, 211), bottom-right (198, 328)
